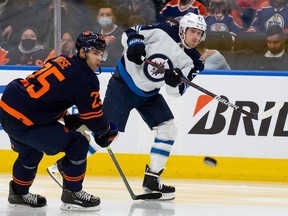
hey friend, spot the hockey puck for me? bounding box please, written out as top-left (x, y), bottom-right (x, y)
top-left (204, 157), bottom-right (217, 167)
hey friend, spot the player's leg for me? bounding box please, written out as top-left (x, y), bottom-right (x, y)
top-left (102, 74), bottom-right (134, 133)
top-left (8, 143), bottom-right (46, 208)
top-left (137, 94), bottom-right (176, 200)
top-left (0, 109), bottom-right (46, 208)
top-left (38, 122), bottom-right (101, 211)
top-left (55, 132), bottom-right (101, 211)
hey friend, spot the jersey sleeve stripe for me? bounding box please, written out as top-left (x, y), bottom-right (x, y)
top-left (79, 112), bottom-right (103, 120)
top-left (0, 100), bottom-right (34, 126)
top-left (79, 110), bottom-right (103, 117)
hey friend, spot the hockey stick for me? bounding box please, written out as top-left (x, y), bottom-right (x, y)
top-left (106, 146), bottom-right (162, 200)
top-left (142, 57), bottom-right (284, 120)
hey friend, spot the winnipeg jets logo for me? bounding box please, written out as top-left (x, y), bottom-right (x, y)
top-left (143, 54), bottom-right (173, 82)
top-left (150, 59), bottom-right (169, 76)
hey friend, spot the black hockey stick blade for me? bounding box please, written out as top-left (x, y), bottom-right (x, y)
top-left (132, 192), bottom-right (162, 200)
top-left (141, 56), bottom-right (284, 120)
top-left (106, 146), bottom-right (162, 200)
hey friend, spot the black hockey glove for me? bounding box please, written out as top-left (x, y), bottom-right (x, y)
top-left (94, 122), bottom-right (118, 148)
top-left (63, 114), bottom-right (82, 130)
top-left (126, 34), bottom-right (146, 65)
top-left (164, 68), bottom-right (183, 87)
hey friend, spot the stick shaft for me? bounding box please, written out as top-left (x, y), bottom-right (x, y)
top-left (106, 146), bottom-right (136, 199)
top-left (142, 57), bottom-right (283, 120)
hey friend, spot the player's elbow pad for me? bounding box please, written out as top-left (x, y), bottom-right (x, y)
top-left (93, 122), bottom-right (118, 148)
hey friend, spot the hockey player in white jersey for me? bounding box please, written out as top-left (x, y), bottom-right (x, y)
top-left (48, 12), bottom-right (207, 201)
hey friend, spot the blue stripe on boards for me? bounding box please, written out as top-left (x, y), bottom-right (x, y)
top-left (0, 85), bottom-right (5, 93)
top-left (200, 70), bottom-right (288, 77)
top-left (0, 65), bottom-right (287, 76)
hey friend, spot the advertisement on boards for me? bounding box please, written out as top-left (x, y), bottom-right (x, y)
top-left (0, 68), bottom-right (287, 159)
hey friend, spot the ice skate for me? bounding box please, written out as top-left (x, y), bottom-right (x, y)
top-left (8, 180), bottom-right (47, 208)
top-left (142, 165), bottom-right (175, 201)
top-left (61, 189), bottom-right (101, 211)
top-left (47, 158), bottom-right (64, 188)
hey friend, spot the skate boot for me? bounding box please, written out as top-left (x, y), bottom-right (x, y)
top-left (61, 189), bottom-right (101, 211)
top-left (8, 180), bottom-right (47, 208)
top-left (142, 165), bottom-right (175, 200)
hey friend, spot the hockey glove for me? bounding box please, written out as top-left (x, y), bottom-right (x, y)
top-left (126, 34), bottom-right (146, 65)
top-left (94, 122), bottom-right (118, 148)
top-left (63, 114), bottom-right (82, 130)
top-left (164, 68), bottom-right (183, 87)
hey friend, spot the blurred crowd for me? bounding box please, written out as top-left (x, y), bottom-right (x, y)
top-left (0, 0), bottom-right (287, 70)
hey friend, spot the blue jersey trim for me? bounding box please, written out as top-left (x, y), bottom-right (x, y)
top-left (117, 59), bottom-right (159, 97)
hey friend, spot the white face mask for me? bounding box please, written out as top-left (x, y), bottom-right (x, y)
top-left (98, 17), bottom-right (113, 28)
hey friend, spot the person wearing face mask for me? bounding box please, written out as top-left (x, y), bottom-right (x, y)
top-left (94, 4), bottom-right (124, 67)
top-left (5, 27), bottom-right (49, 66)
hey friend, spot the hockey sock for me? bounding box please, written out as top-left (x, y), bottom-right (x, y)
top-left (12, 158), bottom-right (41, 195)
top-left (150, 138), bottom-right (174, 172)
top-left (61, 156), bottom-right (86, 192)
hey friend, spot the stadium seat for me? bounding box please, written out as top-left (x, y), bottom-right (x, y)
top-left (234, 32), bottom-right (267, 53)
top-left (204, 31), bottom-right (233, 51)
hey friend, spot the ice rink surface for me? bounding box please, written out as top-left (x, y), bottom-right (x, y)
top-left (0, 174), bottom-right (288, 216)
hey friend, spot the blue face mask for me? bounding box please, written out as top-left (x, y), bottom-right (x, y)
top-left (98, 17), bottom-right (113, 28)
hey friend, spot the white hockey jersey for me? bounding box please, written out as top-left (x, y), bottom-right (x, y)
top-left (117, 22), bottom-right (204, 97)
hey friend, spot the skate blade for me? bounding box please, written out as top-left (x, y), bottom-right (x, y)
top-left (60, 203), bottom-right (101, 212)
top-left (8, 203), bottom-right (47, 210)
top-left (47, 165), bottom-right (63, 188)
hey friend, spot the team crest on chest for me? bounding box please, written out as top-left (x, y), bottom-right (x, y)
top-left (265, 14), bottom-right (284, 29)
top-left (143, 54), bottom-right (173, 82)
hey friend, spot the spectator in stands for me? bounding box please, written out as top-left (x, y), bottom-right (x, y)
top-left (196, 41), bottom-right (231, 70)
top-left (45, 29), bottom-right (77, 61)
top-left (227, 0), bottom-right (243, 27)
top-left (253, 25), bottom-right (288, 70)
top-left (128, 15), bottom-right (148, 26)
top-left (0, 46), bottom-right (9, 65)
top-left (131, 0), bottom-right (157, 25)
top-left (93, 4), bottom-right (124, 67)
top-left (115, 0), bottom-right (157, 29)
top-left (5, 27), bottom-right (49, 66)
top-left (153, 0), bottom-right (169, 20)
top-left (158, 0), bottom-right (207, 23)
top-left (247, 0), bottom-right (288, 33)
top-left (36, 0), bottom-right (82, 50)
top-left (0, 0), bottom-right (24, 47)
top-left (205, 0), bottom-right (243, 37)
top-left (236, 0), bottom-right (267, 29)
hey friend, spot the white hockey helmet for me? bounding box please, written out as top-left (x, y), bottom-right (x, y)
top-left (179, 12), bottom-right (207, 47)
